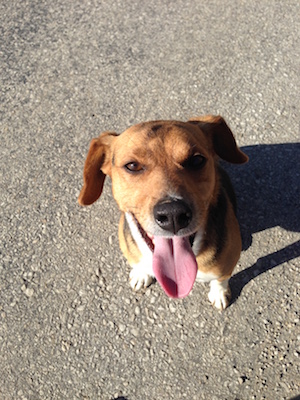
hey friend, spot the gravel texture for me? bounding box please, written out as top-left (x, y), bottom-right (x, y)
top-left (1, 1), bottom-right (299, 399)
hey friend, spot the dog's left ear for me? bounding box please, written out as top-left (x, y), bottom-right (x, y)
top-left (188, 115), bottom-right (249, 164)
top-left (78, 131), bottom-right (118, 206)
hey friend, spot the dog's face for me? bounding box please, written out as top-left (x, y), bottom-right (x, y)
top-left (108, 121), bottom-right (217, 239)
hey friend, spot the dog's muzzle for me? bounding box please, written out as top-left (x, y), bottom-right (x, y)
top-left (153, 198), bottom-right (192, 234)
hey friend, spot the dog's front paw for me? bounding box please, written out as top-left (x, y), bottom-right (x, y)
top-left (208, 279), bottom-right (231, 310)
top-left (129, 267), bottom-right (154, 291)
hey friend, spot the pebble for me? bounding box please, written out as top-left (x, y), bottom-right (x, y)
top-left (134, 306), bottom-right (140, 316)
top-left (169, 303), bottom-right (177, 313)
top-left (21, 285), bottom-right (34, 298)
top-left (131, 328), bottom-right (139, 337)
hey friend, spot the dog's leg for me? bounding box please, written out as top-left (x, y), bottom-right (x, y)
top-left (129, 260), bottom-right (155, 291)
top-left (208, 278), bottom-right (231, 310)
top-left (123, 212), bottom-right (155, 291)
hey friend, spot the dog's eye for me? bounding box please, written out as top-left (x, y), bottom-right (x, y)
top-left (183, 154), bottom-right (206, 170)
top-left (124, 161), bottom-right (144, 173)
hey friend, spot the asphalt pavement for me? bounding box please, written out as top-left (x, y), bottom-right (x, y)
top-left (1, 0), bottom-right (299, 399)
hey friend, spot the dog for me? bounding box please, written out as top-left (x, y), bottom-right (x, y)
top-left (78, 115), bottom-right (248, 309)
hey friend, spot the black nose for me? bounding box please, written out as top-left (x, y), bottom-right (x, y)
top-left (154, 199), bottom-right (192, 234)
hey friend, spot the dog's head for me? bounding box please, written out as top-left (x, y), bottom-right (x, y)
top-left (78, 115), bottom-right (248, 297)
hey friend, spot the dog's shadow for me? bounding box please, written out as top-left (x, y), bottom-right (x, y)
top-left (224, 142), bottom-right (300, 303)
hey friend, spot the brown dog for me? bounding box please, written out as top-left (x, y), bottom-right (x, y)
top-left (78, 115), bottom-right (248, 309)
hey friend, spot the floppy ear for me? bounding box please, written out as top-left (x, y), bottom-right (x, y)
top-left (78, 131), bottom-right (118, 206)
top-left (188, 115), bottom-right (248, 164)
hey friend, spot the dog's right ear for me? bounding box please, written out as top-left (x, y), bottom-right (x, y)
top-left (78, 132), bottom-right (118, 206)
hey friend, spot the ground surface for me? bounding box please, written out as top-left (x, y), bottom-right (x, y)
top-left (1, 1), bottom-right (299, 399)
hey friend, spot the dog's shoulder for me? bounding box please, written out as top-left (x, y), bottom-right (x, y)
top-left (218, 165), bottom-right (237, 214)
top-left (201, 166), bottom-right (237, 260)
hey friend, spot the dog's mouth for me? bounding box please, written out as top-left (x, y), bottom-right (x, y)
top-left (133, 215), bottom-right (198, 299)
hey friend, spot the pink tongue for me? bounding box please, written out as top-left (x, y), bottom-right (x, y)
top-left (152, 236), bottom-right (198, 298)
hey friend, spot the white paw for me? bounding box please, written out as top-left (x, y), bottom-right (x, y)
top-left (129, 267), bottom-right (154, 291)
top-left (208, 279), bottom-right (231, 310)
